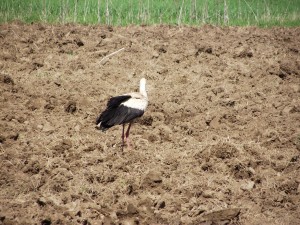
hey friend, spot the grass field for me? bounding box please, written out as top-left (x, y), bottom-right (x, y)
top-left (0, 0), bottom-right (299, 26)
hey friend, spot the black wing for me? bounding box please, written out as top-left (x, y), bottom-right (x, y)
top-left (96, 104), bottom-right (144, 131)
top-left (110, 105), bottom-right (144, 125)
top-left (106, 95), bottom-right (131, 109)
top-left (96, 95), bottom-right (132, 128)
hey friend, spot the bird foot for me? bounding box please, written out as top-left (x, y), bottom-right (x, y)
top-left (120, 140), bottom-right (132, 151)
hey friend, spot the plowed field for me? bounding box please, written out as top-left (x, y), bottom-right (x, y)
top-left (1, 23), bottom-right (300, 224)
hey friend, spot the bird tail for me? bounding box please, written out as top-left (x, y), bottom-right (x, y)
top-left (95, 116), bottom-right (107, 132)
top-left (95, 122), bottom-right (108, 132)
top-left (96, 111), bottom-right (114, 131)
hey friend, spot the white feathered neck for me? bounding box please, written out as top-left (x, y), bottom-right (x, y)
top-left (139, 78), bottom-right (147, 98)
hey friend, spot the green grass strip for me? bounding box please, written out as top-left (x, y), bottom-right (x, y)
top-left (0, 0), bottom-right (299, 27)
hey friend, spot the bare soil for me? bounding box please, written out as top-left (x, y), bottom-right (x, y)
top-left (0, 22), bottom-right (300, 225)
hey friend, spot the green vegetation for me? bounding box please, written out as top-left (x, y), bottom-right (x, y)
top-left (0, 0), bottom-right (299, 26)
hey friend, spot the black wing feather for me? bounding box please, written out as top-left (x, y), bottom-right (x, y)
top-left (106, 95), bottom-right (131, 108)
top-left (96, 95), bottom-right (145, 131)
top-left (96, 95), bottom-right (131, 125)
top-left (97, 105), bottom-right (144, 131)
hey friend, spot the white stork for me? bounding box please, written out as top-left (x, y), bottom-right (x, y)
top-left (96, 78), bottom-right (148, 149)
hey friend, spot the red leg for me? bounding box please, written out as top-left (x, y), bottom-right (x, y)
top-left (121, 124), bottom-right (125, 149)
top-left (125, 123), bottom-right (132, 148)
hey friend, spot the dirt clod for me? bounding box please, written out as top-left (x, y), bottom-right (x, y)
top-left (41, 219), bottom-right (51, 225)
top-left (142, 171), bottom-right (163, 187)
top-left (155, 200), bottom-right (166, 209)
top-left (0, 74), bottom-right (14, 85)
top-left (64, 101), bottom-right (77, 113)
top-left (202, 208), bottom-right (241, 222)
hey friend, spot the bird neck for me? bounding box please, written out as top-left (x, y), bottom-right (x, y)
top-left (140, 85), bottom-right (147, 98)
top-left (139, 79), bottom-right (147, 98)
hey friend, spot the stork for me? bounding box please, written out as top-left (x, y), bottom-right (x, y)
top-left (96, 78), bottom-right (148, 149)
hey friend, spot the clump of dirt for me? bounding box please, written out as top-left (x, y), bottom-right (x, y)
top-left (211, 142), bottom-right (239, 159)
top-left (0, 73), bottom-right (14, 85)
top-left (0, 23), bottom-right (299, 225)
top-left (64, 101), bottom-right (77, 113)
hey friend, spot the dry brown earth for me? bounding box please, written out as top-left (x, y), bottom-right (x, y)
top-left (0, 22), bottom-right (300, 224)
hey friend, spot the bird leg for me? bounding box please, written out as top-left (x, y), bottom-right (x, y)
top-left (121, 124), bottom-right (125, 149)
top-left (125, 123), bottom-right (132, 148)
